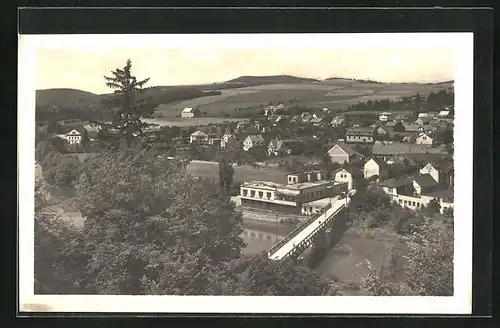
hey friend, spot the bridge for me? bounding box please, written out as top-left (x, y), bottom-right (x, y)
top-left (267, 196), bottom-right (351, 261)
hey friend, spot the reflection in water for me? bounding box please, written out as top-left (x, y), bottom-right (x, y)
top-left (241, 228), bottom-right (285, 255)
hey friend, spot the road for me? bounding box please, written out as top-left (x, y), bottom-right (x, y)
top-left (269, 196), bottom-right (351, 260)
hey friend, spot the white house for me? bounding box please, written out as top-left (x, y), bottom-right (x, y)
top-left (363, 157), bottom-right (389, 181)
top-left (415, 132), bottom-right (433, 145)
top-left (330, 115), bottom-right (345, 127)
top-left (220, 133), bottom-right (237, 149)
top-left (438, 110), bottom-right (451, 118)
top-left (379, 112), bottom-right (392, 122)
top-left (65, 129), bottom-right (83, 145)
top-left (189, 130), bottom-right (208, 144)
top-left (181, 107), bottom-right (200, 118)
top-left (242, 135), bottom-right (265, 151)
top-left (327, 143), bottom-right (364, 165)
top-left (333, 167), bottom-right (362, 190)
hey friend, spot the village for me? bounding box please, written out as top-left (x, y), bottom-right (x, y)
top-left (31, 49), bottom-right (456, 297)
top-left (48, 96), bottom-right (455, 222)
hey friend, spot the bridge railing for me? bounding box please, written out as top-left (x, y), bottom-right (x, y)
top-left (267, 202), bottom-right (332, 257)
top-left (281, 204), bottom-right (346, 260)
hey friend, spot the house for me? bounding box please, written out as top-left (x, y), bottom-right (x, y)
top-left (208, 136), bottom-right (221, 147)
top-left (415, 117), bottom-right (433, 125)
top-left (63, 127), bottom-right (88, 145)
top-left (264, 103), bottom-right (286, 116)
top-left (394, 115), bottom-right (408, 122)
top-left (243, 134), bottom-right (265, 151)
top-left (402, 124), bottom-right (421, 133)
top-left (417, 112), bottom-right (436, 119)
top-left (333, 167), bottom-right (363, 190)
top-left (364, 157), bottom-right (389, 181)
top-left (415, 132), bottom-right (434, 145)
top-left (189, 130), bottom-right (209, 144)
top-left (401, 135), bottom-right (415, 143)
top-left (438, 110), bottom-right (451, 118)
top-left (376, 126), bottom-right (388, 137)
top-left (220, 133), bottom-right (238, 149)
top-left (345, 127), bottom-right (375, 144)
top-left (236, 121), bottom-right (249, 131)
top-left (267, 139), bottom-right (291, 156)
top-left (372, 142), bottom-right (448, 161)
top-left (239, 171), bottom-right (347, 215)
top-left (253, 121), bottom-right (263, 131)
top-left (302, 114), bottom-right (313, 123)
top-left (330, 115), bottom-right (345, 127)
top-left (420, 159), bottom-right (454, 188)
top-left (327, 143), bottom-right (364, 164)
top-left (378, 175), bottom-right (416, 198)
top-left (181, 107), bottom-right (200, 118)
top-left (379, 112), bottom-right (393, 122)
top-left (310, 117), bottom-right (323, 126)
top-left (412, 173), bottom-right (438, 196)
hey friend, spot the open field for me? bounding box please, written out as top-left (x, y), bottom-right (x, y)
top-left (186, 161), bottom-right (288, 184)
top-left (152, 81), bottom-right (453, 117)
top-left (343, 110), bottom-right (413, 116)
top-left (143, 117), bottom-right (247, 127)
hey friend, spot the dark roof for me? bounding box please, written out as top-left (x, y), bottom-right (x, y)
top-left (347, 127), bottom-right (375, 133)
top-left (429, 159), bottom-right (454, 173)
top-left (329, 143), bottom-right (357, 156)
top-left (413, 173), bottom-right (438, 188)
top-left (366, 156), bottom-right (389, 169)
top-left (378, 175), bottom-right (415, 188)
top-left (427, 188), bottom-right (454, 201)
top-left (372, 142), bottom-right (446, 156)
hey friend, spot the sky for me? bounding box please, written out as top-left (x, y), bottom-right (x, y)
top-left (30, 34), bottom-right (456, 94)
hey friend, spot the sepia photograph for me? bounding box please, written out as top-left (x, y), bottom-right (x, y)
top-left (18, 33), bottom-right (473, 314)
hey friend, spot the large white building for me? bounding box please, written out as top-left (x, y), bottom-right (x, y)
top-left (239, 171), bottom-right (347, 214)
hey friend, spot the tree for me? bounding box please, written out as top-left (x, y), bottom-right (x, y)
top-left (93, 59), bottom-right (155, 147)
top-left (35, 140), bottom-right (56, 163)
top-left (34, 178), bottom-right (87, 294)
top-left (219, 156), bottom-right (234, 194)
top-left (75, 146), bottom-right (245, 294)
top-left (437, 127), bottom-right (454, 145)
top-left (53, 155), bottom-right (82, 187)
top-left (360, 216), bottom-right (453, 296)
top-left (393, 121), bottom-right (405, 133)
top-left (205, 254), bottom-right (329, 296)
top-left (424, 198), bottom-right (441, 216)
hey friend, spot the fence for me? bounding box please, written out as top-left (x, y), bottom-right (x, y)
top-left (281, 205), bottom-right (345, 260)
top-left (267, 202), bottom-right (332, 257)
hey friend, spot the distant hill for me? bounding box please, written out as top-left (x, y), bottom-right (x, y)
top-left (324, 77), bottom-right (383, 84)
top-left (36, 88), bottom-right (102, 108)
top-left (224, 75), bottom-right (320, 86)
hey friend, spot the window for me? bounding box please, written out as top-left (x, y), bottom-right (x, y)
top-left (266, 192), bottom-right (271, 199)
top-left (416, 203), bottom-right (420, 207)
top-left (412, 201), bottom-right (416, 206)
top-left (258, 191), bottom-right (263, 198)
top-left (250, 190), bottom-right (255, 197)
top-left (309, 207), bottom-right (313, 212)
top-left (288, 177), bottom-right (292, 182)
top-left (403, 200), bottom-right (407, 205)
top-left (399, 199), bottom-right (403, 204)
top-left (243, 189), bottom-right (248, 196)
